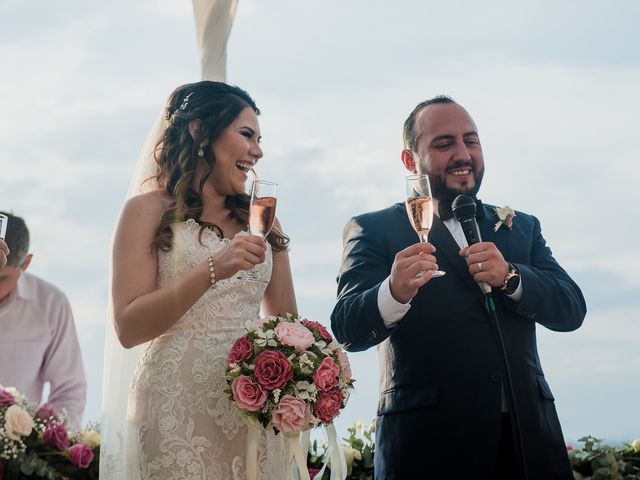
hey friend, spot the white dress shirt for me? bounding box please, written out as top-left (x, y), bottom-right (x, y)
top-left (0, 272), bottom-right (87, 426)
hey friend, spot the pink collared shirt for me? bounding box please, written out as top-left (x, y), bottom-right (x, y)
top-left (0, 272), bottom-right (86, 426)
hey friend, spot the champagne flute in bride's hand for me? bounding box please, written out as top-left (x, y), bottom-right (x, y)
top-left (405, 174), bottom-right (445, 278)
top-left (238, 180), bottom-right (278, 283)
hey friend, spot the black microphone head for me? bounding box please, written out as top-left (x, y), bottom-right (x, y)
top-left (452, 195), bottom-right (476, 221)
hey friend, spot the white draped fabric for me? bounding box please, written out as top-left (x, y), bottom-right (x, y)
top-left (100, 2), bottom-right (238, 478)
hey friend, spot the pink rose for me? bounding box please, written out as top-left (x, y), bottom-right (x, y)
top-left (231, 376), bottom-right (268, 412)
top-left (68, 443), bottom-right (94, 469)
top-left (228, 335), bottom-right (253, 365)
top-left (313, 357), bottom-right (340, 392)
top-left (315, 390), bottom-right (343, 424)
top-left (254, 350), bottom-right (294, 391)
top-left (566, 445), bottom-right (573, 452)
top-left (271, 395), bottom-right (311, 433)
top-left (4, 405), bottom-right (33, 440)
top-left (302, 320), bottom-right (333, 342)
top-left (36, 403), bottom-right (57, 422)
top-left (43, 422), bottom-right (69, 451)
top-left (275, 322), bottom-right (314, 352)
top-left (335, 350), bottom-right (352, 381)
top-left (308, 467), bottom-right (321, 478)
top-left (0, 388), bottom-right (16, 407)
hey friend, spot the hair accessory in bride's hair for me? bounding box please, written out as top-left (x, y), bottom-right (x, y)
top-left (180, 92), bottom-right (194, 111)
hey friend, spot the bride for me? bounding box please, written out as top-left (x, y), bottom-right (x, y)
top-left (102, 80), bottom-right (297, 479)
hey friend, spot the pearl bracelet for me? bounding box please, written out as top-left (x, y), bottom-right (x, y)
top-left (207, 256), bottom-right (216, 289)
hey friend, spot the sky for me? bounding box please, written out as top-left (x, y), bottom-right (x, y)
top-left (1, 0), bottom-right (639, 444)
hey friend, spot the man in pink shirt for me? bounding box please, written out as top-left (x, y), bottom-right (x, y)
top-left (0, 212), bottom-right (86, 426)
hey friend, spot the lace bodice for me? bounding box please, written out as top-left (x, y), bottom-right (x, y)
top-left (119, 219), bottom-right (286, 480)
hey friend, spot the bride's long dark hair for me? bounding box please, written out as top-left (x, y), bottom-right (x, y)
top-left (150, 81), bottom-right (289, 253)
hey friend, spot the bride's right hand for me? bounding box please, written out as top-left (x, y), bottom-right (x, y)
top-left (211, 235), bottom-right (266, 280)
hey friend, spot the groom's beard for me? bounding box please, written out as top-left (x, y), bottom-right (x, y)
top-left (430, 166), bottom-right (485, 206)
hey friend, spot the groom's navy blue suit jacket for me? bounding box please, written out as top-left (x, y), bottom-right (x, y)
top-left (331, 202), bottom-right (586, 480)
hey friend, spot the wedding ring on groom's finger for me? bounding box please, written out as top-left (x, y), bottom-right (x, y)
top-left (477, 262), bottom-right (483, 273)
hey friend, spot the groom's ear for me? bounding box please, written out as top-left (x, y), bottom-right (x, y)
top-left (401, 149), bottom-right (418, 174)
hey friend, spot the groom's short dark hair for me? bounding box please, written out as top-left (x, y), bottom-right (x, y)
top-left (403, 95), bottom-right (455, 152)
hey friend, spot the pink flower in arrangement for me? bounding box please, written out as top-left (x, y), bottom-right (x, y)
top-left (313, 357), bottom-right (340, 392)
top-left (231, 376), bottom-right (268, 412)
top-left (308, 467), bottom-right (322, 478)
top-left (314, 389), bottom-right (343, 423)
top-left (36, 403), bottom-right (57, 422)
top-left (68, 443), bottom-right (94, 469)
top-left (0, 388), bottom-right (16, 407)
top-left (566, 445), bottom-right (573, 452)
top-left (275, 322), bottom-right (315, 352)
top-left (253, 350), bottom-right (294, 391)
top-left (43, 422), bottom-right (69, 451)
top-left (335, 349), bottom-right (352, 381)
top-left (302, 319), bottom-right (333, 342)
top-left (271, 395), bottom-right (311, 433)
top-left (227, 335), bottom-right (253, 365)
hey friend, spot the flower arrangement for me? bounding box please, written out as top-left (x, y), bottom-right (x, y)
top-left (493, 205), bottom-right (516, 231)
top-left (0, 385), bottom-right (99, 479)
top-left (225, 314), bottom-right (354, 434)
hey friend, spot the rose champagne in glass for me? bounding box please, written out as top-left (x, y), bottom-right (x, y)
top-left (239, 180), bottom-right (278, 283)
top-left (405, 174), bottom-right (445, 278)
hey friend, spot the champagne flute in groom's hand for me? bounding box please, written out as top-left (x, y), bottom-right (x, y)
top-left (405, 174), bottom-right (445, 278)
top-left (238, 180), bottom-right (278, 283)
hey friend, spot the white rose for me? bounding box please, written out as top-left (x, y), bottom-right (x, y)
top-left (81, 430), bottom-right (101, 448)
top-left (631, 439), bottom-right (640, 452)
top-left (4, 404), bottom-right (33, 440)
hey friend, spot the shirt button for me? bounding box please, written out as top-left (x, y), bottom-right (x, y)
top-left (490, 371), bottom-right (501, 382)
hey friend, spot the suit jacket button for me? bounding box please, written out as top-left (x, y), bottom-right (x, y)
top-left (490, 371), bottom-right (501, 382)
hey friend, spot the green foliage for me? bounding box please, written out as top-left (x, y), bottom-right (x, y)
top-left (568, 436), bottom-right (640, 480)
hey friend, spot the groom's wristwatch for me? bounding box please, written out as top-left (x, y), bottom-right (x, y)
top-left (500, 263), bottom-right (520, 295)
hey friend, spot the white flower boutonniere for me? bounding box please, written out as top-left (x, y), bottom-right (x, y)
top-left (493, 206), bottom-right (516, 232)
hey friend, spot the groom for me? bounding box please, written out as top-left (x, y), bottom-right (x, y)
top-left (331, 96), bottom-right (586, 479)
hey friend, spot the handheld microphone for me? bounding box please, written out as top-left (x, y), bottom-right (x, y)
top-left (451, 195), bottom-right (492, 295)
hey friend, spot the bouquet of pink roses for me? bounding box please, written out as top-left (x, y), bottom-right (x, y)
top-left (225, 313), bottom-right (354, 435)
top-left (0, 385), bottom-right (99, 479)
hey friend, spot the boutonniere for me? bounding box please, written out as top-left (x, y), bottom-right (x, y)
top-left (493, 206), bottom-right (516, 231)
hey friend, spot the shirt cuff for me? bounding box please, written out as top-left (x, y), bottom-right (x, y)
top-left (505, 275), bottom-right (523, 302)
top-left (377, 276), bottom-right (412, 328)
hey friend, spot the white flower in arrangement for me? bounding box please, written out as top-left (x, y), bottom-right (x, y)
top-left (314, 340), bottom-right (326, 349)
top-left (632, 439), bottom-right (640, 453)
top-left (4, 404), bottom-right (33, 441)
top-left (327, 341), bottom-right (341, 352)
top-left (272, 389), bottom-right (282, 403)
top-left (228, 363), bottom-right (241, 374)
top-left (354, 419), bottom-right (365, 436)
top-left (255, 329), bottom-right (277, 347)
top-left (80, 430), bottom-right (101, 448)
top-left (294, 381), bottom-right (318, 401)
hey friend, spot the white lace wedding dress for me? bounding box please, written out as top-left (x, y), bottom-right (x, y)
top-left (123, 219), bottom-right (288, 479)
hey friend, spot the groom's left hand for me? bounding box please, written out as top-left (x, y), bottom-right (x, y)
top-left (460, 242), bottom-right (509, 287)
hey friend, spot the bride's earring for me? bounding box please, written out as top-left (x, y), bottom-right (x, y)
top-left (197, 147), bottom-right (204, 157)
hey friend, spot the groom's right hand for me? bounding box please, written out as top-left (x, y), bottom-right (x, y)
top-left (389, 242), bottom-right (438, 304)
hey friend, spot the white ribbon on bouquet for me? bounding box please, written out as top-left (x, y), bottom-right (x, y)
top-left (245, 422), bottom-right (347, 480)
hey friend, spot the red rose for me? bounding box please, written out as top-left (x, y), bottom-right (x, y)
top-left (315, 390), bottom-right (342, 423)
top-left (308, 467), bottom-right (321, 478)
top-left (302, 320), bottom-right (333, 342)
top-left (43, 422), bottom-right (69, 451)
top-left (0, 389), bottom-right (16, 407)
top-left (231, 375), bottom-right (268, 412)
top-left (228, 335), bottom-right (253, 364)
top-left (68, 443), bottom-right (94, 469)
top-left (313, 357), bottom-right (340, 392)
top-left (253, 350), bottom-right (293, 391)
